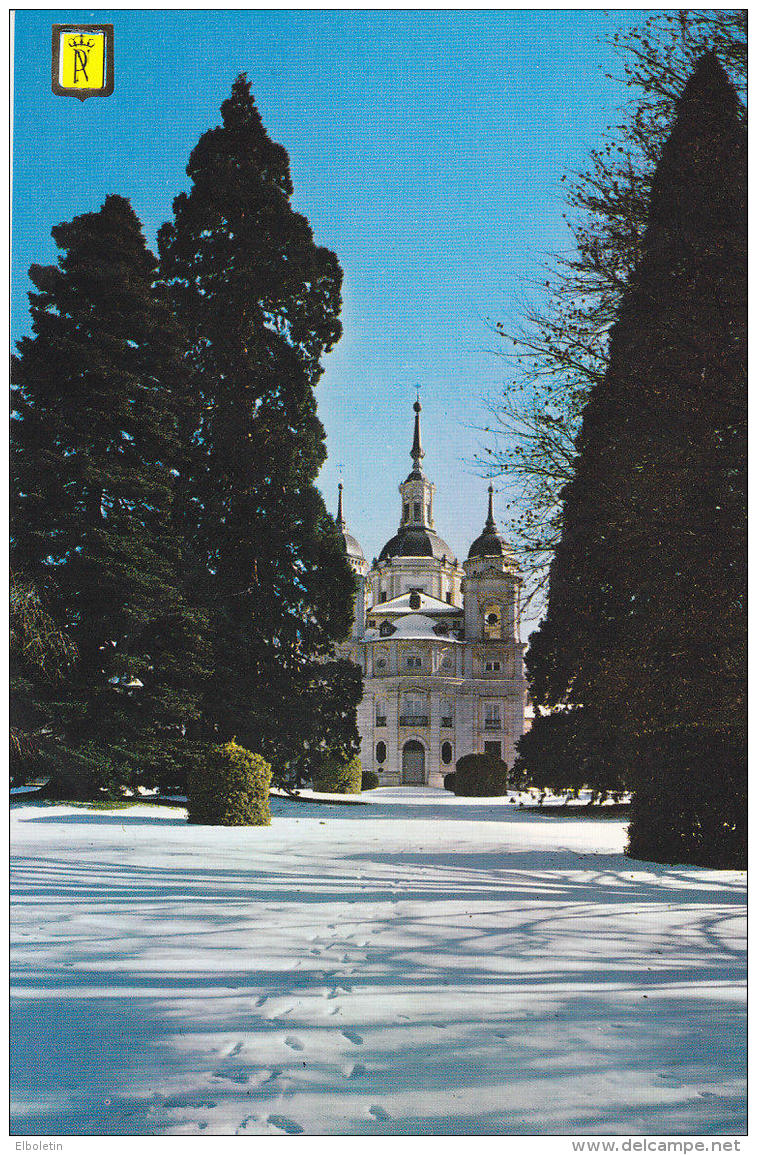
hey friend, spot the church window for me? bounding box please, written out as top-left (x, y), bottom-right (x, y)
top-left (484, 702), bottom-right (502, 730)
top-left (406, 654), bottom-right (422, 669)
top-left (440, 652), bottom-right (453, 670)
top-left (376, 741), bottom-right (386, 764)
top-left (413, 501), bottom-right (421, 520)
top-left (484, 659), bottom-right (501, 673)
top-left (427, 502), bottom-right (432, 521)
top-left (441, 741), bottom-right (453, 765)
top-left (440, 697), bottom-right (454, 726)
top-left (379, 591), bottom-right (387, 603)
top-left (403, 503), bottom-right (409, 522)
top-left (375, 656), bottom-right (387, 669)
top-left (445, 593), bottom-right (452, 604)
top-left (401, 693), bottom-right (428, 725)
top-left (375, 700), bottom-right (387, 726)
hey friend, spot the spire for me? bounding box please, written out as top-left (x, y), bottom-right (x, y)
top-left (336, 481), bottom-right (345, 529)
top-left (485, 483), bottom-right (496, 530)
top-left (410, 397), bottom-right (425, 474)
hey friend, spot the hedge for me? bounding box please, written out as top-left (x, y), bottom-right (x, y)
top-left (313, 756), bottom-right (362, 794)
top-left (187, 740), bottom-right (272, 825)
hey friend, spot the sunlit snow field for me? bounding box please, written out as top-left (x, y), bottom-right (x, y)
top-left (11, 787), bottom-right (746, 1136)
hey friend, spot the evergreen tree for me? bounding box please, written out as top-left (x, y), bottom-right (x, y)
top-left (10, 573), bottom-right (77, 784)
top-left (11, 195), bottom-right (205, 796)
top-left (526, 56), bottom-right (746, 865)
top-left (485, 11), bottom-right (746, 601)
top-left (157, 76), bottom-right (355, 780)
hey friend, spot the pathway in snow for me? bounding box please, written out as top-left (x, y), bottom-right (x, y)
top-left (10, 788), bottom-right (746, 1136)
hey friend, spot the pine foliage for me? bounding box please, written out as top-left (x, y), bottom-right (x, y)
top-left (157, 76), bottom-right (357, 779)
top-left (527, 56), bottom-right (746, 866)
top-left (11, 195), bottom-right (206, 793)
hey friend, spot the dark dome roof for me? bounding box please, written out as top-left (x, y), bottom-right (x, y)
top-left (378, 526), bottom-right (454, 562)
top-left (467, 528), bottom-right (514, 561)
top-left (467, 485), bottom-right (516, 562)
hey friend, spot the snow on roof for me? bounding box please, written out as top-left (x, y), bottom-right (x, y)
top-left (369, 591), bottom-right (461, 616)
top-left (364, 613), bottom-right (463, 642)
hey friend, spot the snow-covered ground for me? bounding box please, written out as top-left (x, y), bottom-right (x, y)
top-left (11, 788), bottom-right (746, 1136)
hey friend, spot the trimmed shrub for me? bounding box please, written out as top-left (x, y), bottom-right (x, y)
top-left (187, 740), bottom-right (271, 825)
top-left (313, 756), bottom-right (362, 794)
top-left (454, 753), bottom-right (508, 797)
top-left (443, 771), bottom-right (457, 792)
top-left (361, 770), bottom-right (379, 791)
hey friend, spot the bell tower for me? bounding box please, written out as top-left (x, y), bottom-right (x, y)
top-left (463, 485), bottom-right (522, 641)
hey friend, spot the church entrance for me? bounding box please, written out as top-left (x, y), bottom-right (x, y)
top-left (402, 740), bottom-right (426, 785)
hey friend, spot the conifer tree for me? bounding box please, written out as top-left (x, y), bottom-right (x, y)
top-left (486, 11), bottom-right (746, 598)
top-left (11, 195), bottom-right (205, 796)
top-left (157, 76), bottom-right (355, 779)
top-left (526, 56), bottom-right (746, 865)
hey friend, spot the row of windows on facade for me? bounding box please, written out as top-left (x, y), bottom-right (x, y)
top-left (373, 739), bottom-right (503, 767)
top-left (375, 739), bottom-right (455, 766)
top-left (374, 696), bottom-right (505, 729)
top-left (371, 653), bottom-right (505, 672)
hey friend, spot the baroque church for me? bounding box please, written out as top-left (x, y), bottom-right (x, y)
top-left (335, 401), bottom-right (526, 787)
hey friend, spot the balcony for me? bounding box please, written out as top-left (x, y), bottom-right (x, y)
top-left (399, 715), bottom-right (429, 727)
top-left (375, 717), bottom-right (387, 727)
top-left (484, 719), bottom-right (502, 731)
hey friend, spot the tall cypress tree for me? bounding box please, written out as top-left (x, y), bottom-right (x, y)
top-left (525, 55), bottom-right (746, 865)
top-left (157, 76), bottom-right (355, 777)
top-left (11, 195), bottom-right (205, 795)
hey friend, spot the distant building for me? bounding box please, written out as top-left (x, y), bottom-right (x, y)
top-left (335, 401), bottom-right (526, 786)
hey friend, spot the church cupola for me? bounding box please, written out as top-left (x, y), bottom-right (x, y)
top-left (399, 399), bottom-right (436, 531)
top-left (466, 484), bottom-right (517, 567)
top-left (336, 482), bottom-right (368, 577)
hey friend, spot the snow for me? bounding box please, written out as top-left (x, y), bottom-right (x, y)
top-left (10, 787), bottom-right (746, 1136)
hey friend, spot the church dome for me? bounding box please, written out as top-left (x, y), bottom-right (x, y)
top-left (335, 483), bottom-right (366, 564)
top-left (467, 485), bottom-right (516, 562)
top-left (378, 526), bottom-right (454, 562)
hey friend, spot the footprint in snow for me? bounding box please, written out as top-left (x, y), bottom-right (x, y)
top-left (341, 1029), bottom-right (363, 1045)
top-left (254, 996), bottom-right (267, 1008)
top-left (343, 1062), bottom-right (368, 1079)
top-left (229, 1039), bottom-right (244, 1056)
top-left (369, 1105), bottom-right (391, 1121)
top-left (212, 1066), bottom-right (249, 1084)
top-left (285, 1036), bottom-right (305, 1051)
top-left (268, 1115), bottom-right (304, 1135)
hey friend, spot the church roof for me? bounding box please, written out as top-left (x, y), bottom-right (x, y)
top-left (364, 613), bottom-right (464, 642)
top-left (378, 526), bottom-right (454, 562)
top-left (467, 484), bottom-right (517, 563)
top-left (370, 591), bottom-right (460, 616)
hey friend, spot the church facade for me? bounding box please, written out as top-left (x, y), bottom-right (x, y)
top-left (335, 401), bottom-right (526, 787)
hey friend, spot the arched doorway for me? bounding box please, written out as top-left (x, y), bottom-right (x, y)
top-left (402, 740), bottom-right (426, 785)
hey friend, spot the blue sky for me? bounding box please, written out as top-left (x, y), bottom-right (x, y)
top-left (12, 9), bottom-right (651, 632)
